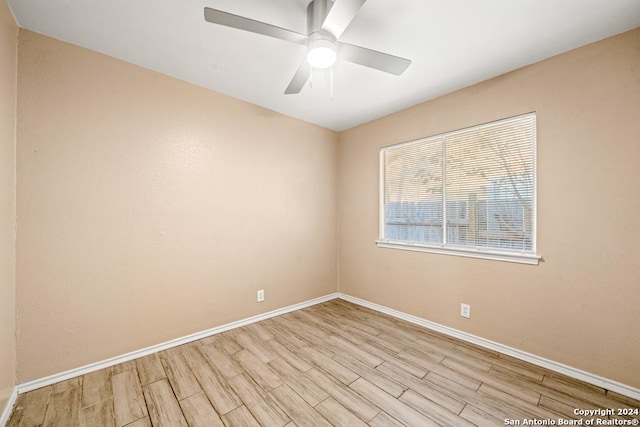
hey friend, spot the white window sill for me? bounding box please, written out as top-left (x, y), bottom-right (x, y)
top-left (376, 240), bottom-right (540, 265)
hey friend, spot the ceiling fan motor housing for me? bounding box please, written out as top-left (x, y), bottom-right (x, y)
top-left (306, 0), bottom-right (337, 69)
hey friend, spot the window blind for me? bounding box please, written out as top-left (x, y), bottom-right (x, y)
top-left (379, 113), bottom-right (537, 264)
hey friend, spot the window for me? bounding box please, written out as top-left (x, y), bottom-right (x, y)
top-left (378, 113), bottom-right (539, 264)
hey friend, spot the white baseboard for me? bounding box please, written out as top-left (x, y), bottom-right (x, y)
top-left (338, 293), bottom-right (640, 401)
top-left (0, 387), bottom-right (18, 427)
top-left (17, 293), bottom-right (338, 394)
top-left (15, 291), bottom-right (640, 402)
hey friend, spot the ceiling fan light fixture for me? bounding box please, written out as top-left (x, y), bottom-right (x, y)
top-left (204, 0), bottom-right (412, 95)
top-left (307, 38), bottom-right (337, 69)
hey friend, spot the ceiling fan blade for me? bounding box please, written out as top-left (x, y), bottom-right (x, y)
top-left (321, 0), bottom-right (367, 39)
top-left (284, 59), bottom-right (311, 94)
top-left (204, 8), bottom-right (308, 45)
top-left (338, 42), bottom-right (411, 75)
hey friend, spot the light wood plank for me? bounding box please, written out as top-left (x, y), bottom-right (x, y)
top-left (261, 319), bottom-right (308, 349)
top-left (498, 352), bottom-right (552, 373)
top-left (234, 349), bottom-right (282, 391)
top-left (489, 359), bottom-right (545, 383)
top-left (541, 375), bottom-right (624, 408)
top-left (376, 361), bottom-right (466, 414)
top-left (125, 416), bottom-right (152, 427)
top-left (268, 358), bottom-right (328, 406)
top-left (264, 338), bottom-right (313, 372)
top-left (335, 324), bottom-right (379, 346)
top-left (368, 411), bottom-right (404, 427)
top-left (159, 348), bottom-right (201, 400)
top-left (297, 346), bottom-right (359, 385)
top-left (398, 348), bottom-right (482, 390)
top-left (459, 404), bottom-right (505, 426)
top-left (314, 397), bottom-right (368, 427)
top-left (304, 367), bottom-right (379, 422)
top-left (607, 390), bottom-right (640, 406)
top-left (396, 337), bottom-right (450, 361)
top-left (221, 405), bottom-right (261, 427)
top-left (443, 355), bottom-right (543, 404)
top-left (314, 306), bottom-right (381, 337)
top-left (112, 369), bottom-right (147, 426)
top-left (192, 362), bottom-right (242, 416)
top-left (82, 368), bottom-right (112, 408)
top-left (360, 341), bottom-right (427, 378)
top-left (441, 353), bottom-right (493, 374)
top-left (487, 365), bottom-right (607, 415)
top-left (235, 332), bottom-right (277, 363)
top-left (199, 341), bottom-right (244, 378)
top-left (349, 378), bottom-right (438, 427)
top-left (359, 317), bottom-right (420, 344)
top-left (333, 353), bottom-right (406, 398)
top-left (143, 379), bottom-right (188, 427)
top-left (79, 399), bottom-right (115, 427)
top-left (342, 319), bottom-right (382, 340)
top-left (281, 320), bottom-right (335, 354)
top-left (272, 316), bottom-right (331, 350)
top-left (399, 388), bottom-right (476, 426)
top-left (342, 319), bottom-right (383, 339)
top-left (331, 335), bottom-right (383, 367)
top-left (373, 332), bottom-right (426, 356)
top-left (243, 323), bottom-right (274, 342)
top-left (42, 377), bottom-right (82, 427)
top-left (453, 341), bottom-right (502, 359)
top-left (212, 334), bottom-right (244, 355)
top-left (424, 372), bottom-right (536, 422)
top-left (228, 373), bottom-right (290, 427)
top-left (488, 364), bottom-right (546, 387)
top-left (288, 312), bottom-right (334, 340)
top-left (478, 379), bottom-right (540, 405)
top-left (7, 385), bottom-right (52, 427)
top-left (269, 385), bottom-right (331, 427)
top-left (477, 383), bottom-right (564, 420)
top-left (179, 392), bottom-right (225, 427)
top-left (136, 354), bottom-right (165, 386)
top-left (112, 360), bottom-right (137, 375)
top-left (221, 326), bottom-right (244, 339)
top-left (538, 394), bottom-right (584, 420)
top-left (414, 338), bottom-right (492, 370)
top-left (302, 314), bottom-right (368, 346)
top-left (178, 343), bottom-right (209, 368)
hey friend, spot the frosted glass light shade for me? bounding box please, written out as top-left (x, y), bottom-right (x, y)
top-left (307, 39), bottom-right (336, 68)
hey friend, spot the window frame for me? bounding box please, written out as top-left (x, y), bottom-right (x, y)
top-left (377, 113), bottom-right (540, 265)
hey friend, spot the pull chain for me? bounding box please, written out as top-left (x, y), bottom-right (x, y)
top-left (307, 66), bottom-right (334, 99)
top-left (330, 67), bottom-right (334, 100)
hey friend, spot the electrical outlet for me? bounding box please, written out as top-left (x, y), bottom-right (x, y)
top-left (460, 303), bottom-right (471, 318)
top-left (257, 290), bottom-right (265, 302)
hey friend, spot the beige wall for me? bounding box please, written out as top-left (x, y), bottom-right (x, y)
top-left (339, 28), bottom-right (640, 388)
top-left (16, 30), bottom-right (338, 381)
top-left (0, 0), bottom-right (17, 415)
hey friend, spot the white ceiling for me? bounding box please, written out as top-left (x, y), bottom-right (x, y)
top-left (8, 0), bottom-right (640, 131)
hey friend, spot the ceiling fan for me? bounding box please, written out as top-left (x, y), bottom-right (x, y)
top-left (203, 0), bottom-right (412, 94)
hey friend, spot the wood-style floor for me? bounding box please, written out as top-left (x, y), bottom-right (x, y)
top-left (7, 299), bottom-right (640, 426)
